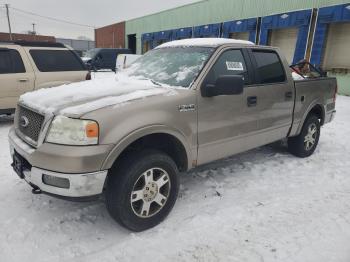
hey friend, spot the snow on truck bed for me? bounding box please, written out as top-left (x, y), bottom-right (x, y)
top-left (0, 96), bottom-right (349, 262)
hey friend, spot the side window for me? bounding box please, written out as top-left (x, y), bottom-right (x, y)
top-left (0, 49), bottom-right (25, 74)
top-left (0, 51), bottom-right (12, 74)
top-left (252, 50), bottom-right (286, 84)
top-left (11, 50), bottom-right (26, 73)
top-left (205, 49), bottom-right (250, 85)
top-left (30, 50), bottom-right (85, 72)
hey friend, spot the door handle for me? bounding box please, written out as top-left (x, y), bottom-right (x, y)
top-left (285, 91), bottom-right (293, 99)
top-left (18, 78), bottom-right (29, 83)
top-left (247, 96), bottom-right (257, 107)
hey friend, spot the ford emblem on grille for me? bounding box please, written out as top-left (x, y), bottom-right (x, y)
top-left (20, 116), bottom-right (30, 128)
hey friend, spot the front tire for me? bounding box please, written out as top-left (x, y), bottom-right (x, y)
top-left (288, 115), bottom-right (320, 158)
top-left (106, 150), bottom-right (179, 232)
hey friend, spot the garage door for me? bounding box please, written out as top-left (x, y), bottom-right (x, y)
top-left (229, 32), bottom-right (250, 41)
top-left (268, 27), bottom-right (298, 64)
top-left (322, 22), bottom-right (350, 71)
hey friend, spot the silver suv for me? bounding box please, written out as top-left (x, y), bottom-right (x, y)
top-left (0, 41), bottom-right (90, 115)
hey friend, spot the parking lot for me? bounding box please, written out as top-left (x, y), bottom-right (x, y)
top-left (0, 95), bottom-right (349, 262)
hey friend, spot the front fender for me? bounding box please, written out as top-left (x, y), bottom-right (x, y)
top-left (101, 125), bottom-right (194, 171)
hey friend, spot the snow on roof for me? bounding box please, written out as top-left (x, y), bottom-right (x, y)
top-left (156, 38), bottom-right (255, 48)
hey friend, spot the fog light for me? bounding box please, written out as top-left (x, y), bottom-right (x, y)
top-left (42, 174), bottom-right (70, 189)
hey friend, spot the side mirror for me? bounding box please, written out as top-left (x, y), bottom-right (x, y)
top-left (201, 75), bottom-right (244, 97)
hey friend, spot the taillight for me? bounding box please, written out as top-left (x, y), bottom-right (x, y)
top-left (333, 83), bottom-right (338, 102)
top-left (86, 71), bottom-right (91, 80)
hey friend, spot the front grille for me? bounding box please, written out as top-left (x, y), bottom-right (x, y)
top-left (17, 106), bottom-right (45, 143)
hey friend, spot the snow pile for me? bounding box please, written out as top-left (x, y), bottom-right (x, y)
top-left (19, 75), bottom-right (177, 116)
top-left (157, 38), bottom-right (255, 48)
top-left (0, 96), bottom-right (349, 262)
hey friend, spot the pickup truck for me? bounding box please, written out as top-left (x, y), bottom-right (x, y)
top-left (0, 41), bottom-right (90, 115)
top-left (8, 38), bottom-right (337, 232)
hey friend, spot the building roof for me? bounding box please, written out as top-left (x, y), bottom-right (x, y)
top-left (156, 38), bottom-right (254, 48)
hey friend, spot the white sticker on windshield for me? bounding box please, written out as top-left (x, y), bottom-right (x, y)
top-left (226, 61), bottom-right (244, 71)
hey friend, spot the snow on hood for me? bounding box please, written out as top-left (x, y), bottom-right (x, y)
top-left (19, 75), bottom-right (178, 117)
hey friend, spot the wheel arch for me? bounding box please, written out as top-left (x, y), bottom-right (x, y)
top-left (102, 126), bottom-right (193, 173)
top-left (296, 102), bottom-right (325, 135)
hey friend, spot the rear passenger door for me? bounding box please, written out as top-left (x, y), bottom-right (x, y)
top-left (248, 49), bottom-right (294, 137)
top-left (0, 48), bottom-right (34, 109)
top-left (27, 48), bottom-right (87, 89)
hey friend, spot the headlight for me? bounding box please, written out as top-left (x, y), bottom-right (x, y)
top-left (46, 116), bottom-right (99, 145)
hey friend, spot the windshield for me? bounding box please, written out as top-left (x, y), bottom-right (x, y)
top-left (123, 47), bottom-right (214, 88)
top-left (84, 49), bottom-right (99, 59)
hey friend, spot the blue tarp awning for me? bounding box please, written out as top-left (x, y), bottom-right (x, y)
top-left (172, 27), bottom-right (193, 40)
top-left (193, 23), bottom-right (221, 38)
top-left (259, 9), bottom-right (312, 64)
top-left (222, 18), bottom-right (257, 43)
top-left (311, 3), bottom-right (350, 66)
top-left (141, 33), bottom-right (154, 43)
top-left (153, 30), bottom-right (173, 41)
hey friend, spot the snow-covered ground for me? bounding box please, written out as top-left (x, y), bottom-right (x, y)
top-left (0, 96), bottom-right (349, 262)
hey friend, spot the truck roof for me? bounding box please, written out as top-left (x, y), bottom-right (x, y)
top-left (156, 38), bottom-right (255, 49)
top-left (0, 41), bottom-right (65, 48)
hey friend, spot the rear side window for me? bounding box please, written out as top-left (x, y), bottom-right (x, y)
top-left (252, 50), bottom-right (286, 84)
top-left (30, 50), bottom-right (85, 72)
top-left (205, 49), bottom-right (250, 85)
top-left (0, 49), bottom-right (25, 74)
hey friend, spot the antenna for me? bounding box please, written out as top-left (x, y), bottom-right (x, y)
top-left (5, 4), bottom-right (13, 40)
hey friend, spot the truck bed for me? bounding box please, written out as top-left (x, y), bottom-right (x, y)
top-left (291, 77), bottom-right (337, 135)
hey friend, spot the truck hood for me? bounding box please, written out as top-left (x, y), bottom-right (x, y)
top-left (19, 76), bottom-right (179, 117)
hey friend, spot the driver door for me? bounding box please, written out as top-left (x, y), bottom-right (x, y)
top-left (197, 48), bottom-right (260, 165)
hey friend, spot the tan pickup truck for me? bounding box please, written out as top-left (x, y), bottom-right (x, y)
top-left (8, 38), bottom-right (337, 231)
top-left (0, 41), bottom-right (90, 115)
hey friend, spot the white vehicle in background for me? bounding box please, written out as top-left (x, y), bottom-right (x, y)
top-left (116, 54), bottom-right (142, 71)
top-left (91, 54), bottom-right (142, 79)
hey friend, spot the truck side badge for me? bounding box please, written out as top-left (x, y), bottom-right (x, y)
top-left (178, 104), bottom-right (196, 112)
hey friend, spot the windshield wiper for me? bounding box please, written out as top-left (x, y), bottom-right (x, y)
top-left (150, 79), bottom-right (163, 87)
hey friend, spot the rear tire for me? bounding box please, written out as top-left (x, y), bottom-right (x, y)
top-left (106, 150), bottom-right (179, 232)
top-left (288, 115), bottom-right (320, 158)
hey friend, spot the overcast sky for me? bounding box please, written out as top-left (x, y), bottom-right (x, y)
top-left (0, 0), bottom-right (200, 39)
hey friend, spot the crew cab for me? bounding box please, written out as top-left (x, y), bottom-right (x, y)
top-left (0, 41), bottom-right (90, 115)
top-left (8, 38), bottom-right (337, 232)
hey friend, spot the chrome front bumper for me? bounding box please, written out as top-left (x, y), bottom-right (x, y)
top-left (9, 128), bottom-right (108, 198)
top-left (22, 167), bottom-right (107, 198)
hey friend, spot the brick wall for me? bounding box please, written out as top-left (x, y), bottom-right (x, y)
top-left (95, 22), bottom-right (125, 48)
top-left (0, 32), bottom-right (55, 42)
